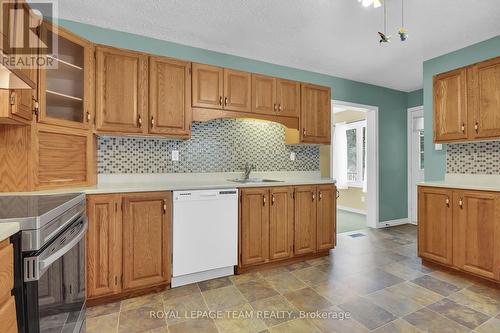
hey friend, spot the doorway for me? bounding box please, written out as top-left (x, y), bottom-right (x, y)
top-left (331, 100), bottom-right (379, 232)
top-left (407, 106), bottom-right (424, 224)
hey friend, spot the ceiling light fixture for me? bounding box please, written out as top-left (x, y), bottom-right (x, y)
top-left (358, 0), bottom-right (383, 8)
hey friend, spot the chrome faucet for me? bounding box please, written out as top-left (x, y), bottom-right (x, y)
top-left (243, 162), bottom-right (254, 180)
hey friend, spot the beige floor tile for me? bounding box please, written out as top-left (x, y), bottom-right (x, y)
top-left (259, 266), bottom-right (290, 278)
top-left (86, 301), bottom-right (121, 318)
top-left (382, 262), bottom-right (425, 281)
top-left (305, 257), bottom-right (330, 266)
top-left (290, 266), bottom-right (331, 285)
top-left (448, 288), bottom-right (500, 317)
top-left (214, 303), bottom-right (267, 333)
top-left (308, 306), bottom-right (369, 333)
top-left (230, 272), bottom-right (263, 285)
top-left (168, 318), bottom-right (219, 333)
top-left (467, 283), bottom-right (500, 303)
top-left (387, 282), bottom-right (444, 306)
top-left (121, 293), bottom-right (164, 312)
top-left (250, 295), bottom-right (299, 327)
top-left (403, 308), bottom-right (469, 333)
top-left (411, 275), bottom-right (461, 296)
top-left (365, 288), bottom-right (424, 317)
top-left (312, 281), bottom-right (358, 305)
top-left (264, 272), bottom-right (307, 294)
top-left (268, 318), bottom-right (320, 333)
top-left (163, 292), bottom-right (208, 325)
top-left (283, 287), bottom-right (332, 312)
top-left (286, 261), bottom-right (311, 271)
top-left (372, 319), bottom-right (423, 333)
top-left (427, 298), bottom-right (490, 330)
top-left (475, 317), bottom-right (500, 333)
top-left (198, 276), bottom-right (233, 291)
top-left (429, 270), bottom-right (475, 289)
top-left (86, 312), bottom-right (119, 333)
top-left (119, 304), bottom-right (167, 333)
top-left (236, 279), bottom-right (279, 302)
top-left (202, 285), bottom-right (247, 311)
top-left (162, 283), bottom-right (200, 302)
top-left (338, 296), bottom-right (397, 330)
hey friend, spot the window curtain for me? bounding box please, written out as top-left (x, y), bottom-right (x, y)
top-left (332, 123), bottom-right (348, 189)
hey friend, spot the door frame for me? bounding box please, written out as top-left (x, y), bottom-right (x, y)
top-left (331, 100), bottom-right (379, 229)
top-left (407, 105), bottom-right (424, 225)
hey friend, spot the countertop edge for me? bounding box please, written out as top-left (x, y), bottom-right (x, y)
top-left (0, 222), bottom-right (20, 242)
top-left (417, 182), bottom-right (500, 192)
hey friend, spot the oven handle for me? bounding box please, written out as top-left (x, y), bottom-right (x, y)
top-left (39, 218), bottom-right (88, 274)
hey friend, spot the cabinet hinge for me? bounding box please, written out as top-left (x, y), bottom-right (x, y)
top-left (9, 92), bottom-right (16, 106)
top-left (189, 67), bottom-right (192, 75)
top-left (115, 202), bottom-right (118, 212)
top-left (239, 252), bottom-right (242, 263)
top-left (114, 276), bottom-right (118, 286)
top-left (163, 200), bottom-right (167, 214)
top-left (121, 275), bottom-right (123, 284)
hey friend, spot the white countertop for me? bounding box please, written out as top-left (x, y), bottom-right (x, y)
top-left (0, 223), bottom-right (20, 242)
top-left (418, 173), bottom-right (500, 192)
top-left (0, 171), bottom-right (336, 196)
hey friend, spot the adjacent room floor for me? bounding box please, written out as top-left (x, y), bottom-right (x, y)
top-left (85, 225), bottom-right (500, 333)
top-left (337, 209), bottom-right (367, 234)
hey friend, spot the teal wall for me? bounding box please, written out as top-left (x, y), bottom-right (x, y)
top-left (423, 36), bottom-right (500, 181)
top-left (59, 19), bottom-right (409, 222)
top-left (407, 89), bottom-right (423, 108)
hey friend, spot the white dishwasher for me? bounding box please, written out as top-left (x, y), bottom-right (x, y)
top-left (172, 189), bottom-right (238, 287)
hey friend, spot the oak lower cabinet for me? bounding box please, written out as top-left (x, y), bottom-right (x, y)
top-left (418, 186), bottom-right (500, 282)
top-left (0, 239), bottom-right (17, 333)
top-left (86, 192), bottom-right (172, 303)
top-left (239, 184), bottom-right (336, 270)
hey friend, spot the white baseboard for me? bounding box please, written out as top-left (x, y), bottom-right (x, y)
top-left (338, 206), bottom-right (367, 215)
top-left (378, 218), bottom-right (409, 228)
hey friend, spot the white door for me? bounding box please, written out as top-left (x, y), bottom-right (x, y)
top-left (408, 108), bottom-right (424, 224)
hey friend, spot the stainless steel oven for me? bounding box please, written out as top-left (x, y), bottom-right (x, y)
top-left (0, 193), bottom-right (87, 333)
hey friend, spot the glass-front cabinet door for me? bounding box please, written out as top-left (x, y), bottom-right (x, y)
top-left (38, 22), bottom-right (93, 129)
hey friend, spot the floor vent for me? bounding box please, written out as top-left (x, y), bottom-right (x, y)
top-left (348, 233), bottom-right (366, 238)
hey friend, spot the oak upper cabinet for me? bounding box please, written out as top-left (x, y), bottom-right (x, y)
top-left (252, 74), bottom-right (276, 115)
top-left (269, 187), bottom-right (294, 260)
top-left (276, 78), bottom-right (300, 118)
top-left (433, 68), bottom-right (468, 142)
top-left (240, 188), bottom-right (269, 266)
top-left (418, 187), bottom-right (453, 265)
top-left (86, 194), bottom-right (122, 299)
top-left (300, 84), bottom-right (331, 144)
top-left (149, 56), bottom-right (192, 137)
top-left (224, 69), bottom-right (251, 112)
top-left (38, 24), bottom-right (94, 129)
top-left (294, 186), bottom-right (317, 255)
top-left (122, 192), bottom-right (171, 290)
top-left (95, 45), bottom-right (148, 134)
top-left (468, 57), bottom-right (500, 140)
top-left (192, 63), bottom-right (223, 109)
top-left (453, 190), bottom-right (500, 280)
top-left (316, 185), bottom-right (336, 251)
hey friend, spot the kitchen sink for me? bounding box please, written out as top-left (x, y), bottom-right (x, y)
top-left (228, 178), bottom-right (283, 184)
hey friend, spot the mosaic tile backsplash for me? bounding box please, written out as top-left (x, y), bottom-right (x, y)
top-left (97, 119), bottom-right (320, 174)
top-left (447, 141), bottom-right (500, 174)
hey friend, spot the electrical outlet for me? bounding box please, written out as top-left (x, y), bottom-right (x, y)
top-left (290, 152), bottom-right (296, 161)
top-left (171, 150), bottom-right (179, 161)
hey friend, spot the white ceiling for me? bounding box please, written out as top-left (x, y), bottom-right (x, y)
top-left (54, 0), bottom-right (500, 92)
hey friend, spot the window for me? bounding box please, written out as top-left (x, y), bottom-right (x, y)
top-left (345, 120), bottom-right (367, 187)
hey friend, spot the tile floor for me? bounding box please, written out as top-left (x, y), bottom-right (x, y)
top-left (337, 209), bottom-right (367, 234)
top-left (85, 224), bottom-right (500, 333)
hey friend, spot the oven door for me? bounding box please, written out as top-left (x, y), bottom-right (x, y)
top-left (23, 216), bottom-right (87, 333)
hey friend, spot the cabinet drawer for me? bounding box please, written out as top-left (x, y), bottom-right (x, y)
top-left (0, 296), bottom-right (17, 333)
top-left (0, 241), bottom-right (14, 301)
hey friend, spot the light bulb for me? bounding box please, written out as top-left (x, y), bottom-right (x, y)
top-left (373, 0), bottom-right (383, 8)
top-left (362, 0), bottom-right (374, 7)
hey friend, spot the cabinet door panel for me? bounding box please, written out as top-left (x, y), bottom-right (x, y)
top-left (240, 188), bottom-right (269, 266)
top-left (418, 187), bottom-right (453, 265)
top-left (300, 84), bottom-right (331, 144)
top-left (149, 57), bottom-right (191, 136)
top-left (317, 185), bottom-right (336, 251)
top-left (276, 79), bottom-right (300, 118)
top-left (294, 186), bottom-right (317, 255)
top-left (86, 194), bottom-right (121, 298)
top-left (269, 187), bottom-right (294, 260)
top-left (192, 63), bottom-right (223, 109)
top-left (122, 192), bottom-right (171, 290)
top-left (433, 68), bottom-right (468, 142)
top-left (454, 191), bottom-right (500, 280)
top-left (469, 57), bottom-right (500, 139)
top-left (252, 74), bottom-right (276, 115)
top-left (95, 46), bottom-right (148, 133)
top-left (224, 69), bottom-right (251, 112)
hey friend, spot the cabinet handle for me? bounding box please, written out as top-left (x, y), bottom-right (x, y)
top-left (219, 96), bottom-right (223, 106)
top-left (151, 116), bottom-right (155, 127)
top-left (312, 192), bottom-right (315, 202)
top-left (86, 111), bottom-right (91, 122)
top-left (263, 195), bottom-right (266, 206)
top-left (271, 194), bottom-right (275, 205)
top-left (459, 197), bottom-right (463, 209)
top-left (163, 200), bottom-right (167, 214)
top-left (138, 115), bottom-right (142, 128)
top-left (336, 190), bottom-right (340, 199)
top-left (461, 123), bottom-right (465, 133)
top-left (274, 103), bottom-right (278, 111)
top-left (224, 97), bottom-right (228, 106)
top-left (32, 97), bottom-right (39, 112)
top-left (319, 192), bottom-right (322, 201)
top-left (278, 104), bottom-right (283, 112)
top-left (475, 122), bottom-right (479, 134)
top-left (445, 197), bottom-right (450, 207)
top-left (303, 128), bottom-right (307, 136)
